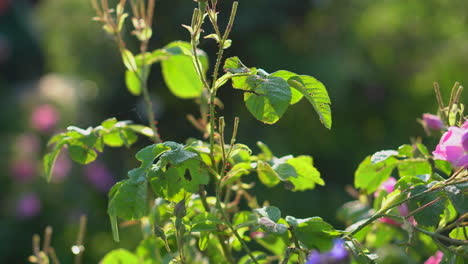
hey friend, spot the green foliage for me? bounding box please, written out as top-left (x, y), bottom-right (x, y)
top-left (40, 1), bottom-right (468, 263)
top-left (161, 41), bottom-right (208, 99)
top-left (354, 156), bottom-right (398, 194)
top-left (101, 249), bottom-right (139, 264)
top-left (223, 57), bottom-right (332, 128)
top-left (288, 216), bottom-right (337, 251)
top-left (43, 118), bottom-right (151, 181)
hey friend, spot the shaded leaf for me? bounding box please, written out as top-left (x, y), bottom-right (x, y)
top-left (254, 206), bottom-right (281, 222)
top-left (287, 75), bottom-right (332, 129)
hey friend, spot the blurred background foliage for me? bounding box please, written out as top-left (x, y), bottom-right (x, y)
top-left (1, 0), bottom-right (467, 262)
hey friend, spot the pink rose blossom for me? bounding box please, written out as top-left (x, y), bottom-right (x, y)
top-left (374, 177), bottom-right (397, 197)
top-left (462, 120), bottom-right (468, 129)
top-left (424, 251), bottom-right (443, 264)
top-left (433, 125), bottom-right (468, 168)
top-left (422, 113), bottom-right (444, 130)
top-left (30, 104), bottom-right (59, 132)
top-left (375, 177), bottom-right (416, 226)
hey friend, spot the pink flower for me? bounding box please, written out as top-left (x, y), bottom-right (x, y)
top-left (424, 251), bottom-right (443, 264)
top-left (462, 120), bottom-right (468, 129)
top-left (374, 177), bottom-right (397, 197)
top-left (422, 113), bottom-right (444, 130)
top-left (375, 178), bottom-right (417, 226)
top-left (30, 104), bottom-right (59, 132)
top-left (84, 161), bottom-right (115, 193)
top-left (433, 125), bottom-right (468, 168)
top-left (16, 193), bottom-right (42, 219)
top-left (10, 159), bottom-right (36, 182)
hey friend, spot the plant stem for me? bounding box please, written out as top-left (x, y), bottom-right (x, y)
top-left (74, 215), bottom-right (87, 264)
top-left (215, 182), bottom-right (259, 264)
top-left (350, 178), bottom-right (468, 236)
top-left (289, 227), bottom-right (306, 263)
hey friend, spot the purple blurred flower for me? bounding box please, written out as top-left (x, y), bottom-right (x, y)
top-left (51, 151), bottom-right (72, 183)
top-left (10, 159), bottom-right (36, 182)
top-left (424, 251), bottom-right (443, 264)
top-left (30, 104), bottom-right (59, 132)
top-left (422, 113), bottom-right (444, 131)
top-left (16, 193), bottom-right (41, 219)
top-left (85, 161), bottom-right (116, 193)
top-left (306, 239), bottom-right (350, 264)
top-left (433, 125), bottom-right (468, 168)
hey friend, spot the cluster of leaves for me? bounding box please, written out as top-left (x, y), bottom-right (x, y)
top-left (339, 143), bottom-right (467, 263)
top-left (104, 137), bottom-right (335, 262)
top-left (39, 0), bottom-right (467, 264)
top-left (44, 118), bottom-right (153, 181)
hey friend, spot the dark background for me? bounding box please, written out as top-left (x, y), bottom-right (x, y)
top-left (1, 0), bottom-right (467, 262)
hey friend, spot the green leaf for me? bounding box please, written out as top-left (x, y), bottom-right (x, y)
top-left (101, 249), bottom-right (139, 264)
top-left (270, 70), bottom-right (304, 104)
top-left (136, 238), bottom-right (163, 263)
top-left (150, 166), bottom-right (185, 202)
top-left (191, 212), bottom-right (223, 232)
top-left (287, 75), bottom-right (332, 129)
top-left (398, 144), bottom-right (414, 158)
top-left (257, 161), bottom-right (280, 187)
top-left (198, 232), bottom-right (210, 251)
top-left (354, 156), bottom-right (398, 194)
top-left (108, 179), bottom-right (148, 220)
top-left (291, 216), bottom-right (337, 251)
top-left (416, 143), bottom-right (430, 157)
top-left (159, 141), bottom-right (198, 166)
top-left (254, 206), bottom-right (281, 222)
top-left (445, 184), bottom-right (468, 214)
top-left (68, 143), bottom-right (98, 164)
top-left (161, 41), bottom-right (207, 99)
top-left (282, 156), bottom-right (324, 191)
top-left (223, 39), bottom-right (232, 49)
top-left (244, 75), bottom-right (292, 124)
top-left (125, 70), bottom-right (142, 96)
top-left (223, 57), bottom-right (258, 90)
top-left (108, 179), bottom-right (148, 241)
top-left (135, 49), bottom-right (170, 65)
top-left (435, 160), bottom-right (453, 176)
top-left (224, 56), bottom-right (250, 74)
top-left (255, 231), bottom-right (289, 255)
top-left (395, 175), bottom-right (426, 190)
top-left (101, 118), bottom-right (118, 129)
top-left (149, 159), bottom-right (209, 202)
top-left (121, 49), bottom-right (137, 72)
top-left (256, 141), bottom-right (273, 161)
top-left (43, 142), bottom-right (65, 182)
top-left (408, 185), bottom-right (446, 227)
top-left (370, 150), bottom-right (398, 164)
top-left (449, 227), bottom-right (468, 240)
top-left (238, 251), bottom-right (269, 264)
top-left (397, 159), bottom-right (432, 177)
